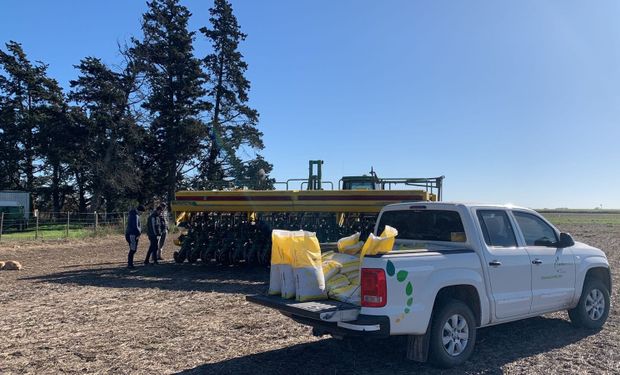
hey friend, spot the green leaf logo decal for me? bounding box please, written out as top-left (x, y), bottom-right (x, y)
top-left (385, 261), bottom-right (414, 316)
top-left (386, 260), bottom-right (395, 277)
top-left (397, 270), bottom-right (408, 282)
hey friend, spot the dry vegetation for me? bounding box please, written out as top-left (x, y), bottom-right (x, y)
top-left (0, 220), bottom-right (619, 374)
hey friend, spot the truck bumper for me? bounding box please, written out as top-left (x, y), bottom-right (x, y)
top-left (292, 314), bottom-right (391, 338)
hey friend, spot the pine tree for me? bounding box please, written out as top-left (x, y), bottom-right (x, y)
top-left (36, 90), bottom-right (73, 213)
top-left (233, 155), bottom-right (275, 190)
top-left (198, 0), bottom-right (272, 189)
top-left (64, 106), bottom-right (91, 212)
top-left (0, 41), bottom-right (67, 209)
top-left (0, 73), bottom-right (20, 189)
top-left (68, 57), bottom-right (143, 212)
top-left (131, 0), bottom-right (209, 202)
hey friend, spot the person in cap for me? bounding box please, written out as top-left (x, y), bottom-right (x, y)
top-left (144, 205), bottom-right (163, 265)
top-left (125, 205), bottom-right (145, 269)
top-left (157, 203), bottom-right (169, 260)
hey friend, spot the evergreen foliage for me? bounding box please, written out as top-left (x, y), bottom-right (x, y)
top-left (131, 0), bottom-right (210, 202)
top-left (196, 0), bottom-right (273, 190)
top-left (69, 57), bottom-right (144, 212)
top-left (0, 0), bottom-right (272, 213)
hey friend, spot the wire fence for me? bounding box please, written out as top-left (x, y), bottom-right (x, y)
top-left (0, 211), bottom-right (129, 241)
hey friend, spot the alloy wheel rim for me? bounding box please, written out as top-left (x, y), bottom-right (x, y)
top-left (585, 288), bottom-right (605, 321)
top-left (442, 314), bottom-right (469, 356)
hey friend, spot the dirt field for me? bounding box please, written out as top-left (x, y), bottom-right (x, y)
top-left (1, 221), bottom-right (619, 374)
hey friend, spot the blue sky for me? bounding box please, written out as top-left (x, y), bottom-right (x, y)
top-left (2, 0), bottom-right (620, 208)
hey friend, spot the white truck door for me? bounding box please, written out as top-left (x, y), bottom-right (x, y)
top-left (512, 211), bottom-right (576, 312)
top-left (476, 209), bottom-right (532, 319)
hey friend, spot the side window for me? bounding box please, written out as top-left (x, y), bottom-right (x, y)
top-left (513, 212), bottom-right (558, 246)
top-left (477, 210), bottom-right (518, 248)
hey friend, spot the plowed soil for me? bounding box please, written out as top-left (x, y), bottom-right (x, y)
top-left (1, 221), bottom-right (618, 374)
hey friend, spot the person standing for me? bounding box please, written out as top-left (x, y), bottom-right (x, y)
top-left (145, 205), bottom-right (163, 265)
top-left (157, 203), bottom-right (169, 260)
top-left (125, 205), bottom-right (145, 269)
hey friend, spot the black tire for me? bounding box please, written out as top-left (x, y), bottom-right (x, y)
top-left (428, 299), bottom-right (477, 368)
top-left (568, 279), bottom-right (610, 329)
top-left (173, 251), bottom-right (184, 264)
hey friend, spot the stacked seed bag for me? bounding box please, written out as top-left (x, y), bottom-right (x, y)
top-left (360, 225), bottom-right (398, 258)
top-left (292, 231), bottom-right (327, 301)
top-left (269, 230), bottom-right (295, 298)
top-left (268, 227), bottom-right (398, 304)
top-left (321, 226), bottom-right (398, 305)
top-left (336, 232), bottom-right (364, 255)
top-left (268, 230), bottom-right (327, 301)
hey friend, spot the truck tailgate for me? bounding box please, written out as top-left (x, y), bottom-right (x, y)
top-left (246, 294), bottom-right (360, 322)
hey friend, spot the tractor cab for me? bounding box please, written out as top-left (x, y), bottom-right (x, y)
top-left (340, 176), bottom-right (380, 190)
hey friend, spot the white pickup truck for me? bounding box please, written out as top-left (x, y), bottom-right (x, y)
top-left (247, 202), bottom-right (611, 368)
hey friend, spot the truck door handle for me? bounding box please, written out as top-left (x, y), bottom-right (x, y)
top-left (532, 259), bottom-right (543, 265)
top-left (488, 260), bottom-right (502, 267)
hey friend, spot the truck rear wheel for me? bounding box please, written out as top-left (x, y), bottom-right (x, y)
top-left (568, 279), bottom-right (610, 329)
top-left (429, 299), bottom-right (476, 368)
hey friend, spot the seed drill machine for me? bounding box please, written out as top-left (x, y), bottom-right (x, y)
top-left (170, 161), bottom-right (443, 265)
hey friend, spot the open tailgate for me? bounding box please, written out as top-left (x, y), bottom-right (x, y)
top-left (246, 294), bottom-right (360, 323)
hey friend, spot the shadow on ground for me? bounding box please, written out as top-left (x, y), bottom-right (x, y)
top-left (23, 262), bottom-right (269, 294)
top-left (176, 316), bottom-right (595, 375)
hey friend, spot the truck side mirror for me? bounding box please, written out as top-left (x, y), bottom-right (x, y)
top-left (557, 232), bottom-right (575, 248)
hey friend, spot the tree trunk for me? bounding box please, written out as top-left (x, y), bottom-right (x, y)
top-left (167, 157), bottom-right (177, 206)
top-left (75, 171), bottom-right (87, 212)
top-left (91, 141), bottom-right (115, 212)
top-left (52, 162), bottom-right (61, 213)
top-left (206, 57), bottom-right (225, 183)
top-left (91, 186), bottom-right (102, 213)
top-left (104, 192), bottom-right (115, 213)
top-left (25, 92), bottom-right (35, 210)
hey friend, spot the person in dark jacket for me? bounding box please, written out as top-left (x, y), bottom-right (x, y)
top-left (157, 203), bottom-right (169, 260)
top-left (125, 205), bottom-right (145, 269)
top-left (144, 205), bottom-right (163, 265)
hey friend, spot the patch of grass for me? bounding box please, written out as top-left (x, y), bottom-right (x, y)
top-left (542, 213), bottom-right (620, 226)
top-left (0, 224), bottom-right (123, 241)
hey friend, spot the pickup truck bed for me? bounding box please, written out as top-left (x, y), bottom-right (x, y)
top-left (246, 294), bottom-right (390, 337)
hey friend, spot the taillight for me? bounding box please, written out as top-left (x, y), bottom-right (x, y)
top-left (361, 268), bottom-right (387, 307)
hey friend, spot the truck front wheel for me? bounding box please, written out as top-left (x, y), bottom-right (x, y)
top-left (568, 279), bottom-right (610, 329)
top-left (428, 299), bottom-right (477, 368)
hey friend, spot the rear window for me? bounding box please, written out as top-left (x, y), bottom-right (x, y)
top-left (376, 209), bottom-right (466, 242)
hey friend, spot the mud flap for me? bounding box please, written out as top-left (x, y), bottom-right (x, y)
top-left (406, 331), bottom-right (430, 363)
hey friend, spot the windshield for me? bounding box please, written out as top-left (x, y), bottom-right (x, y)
top-left (343, 180), bottom-right (375, 190)
top-left (377, 209), bottom-right (466, 242)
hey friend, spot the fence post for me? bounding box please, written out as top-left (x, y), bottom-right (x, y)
top-left (66, 212), bottom-right (70, 238)
top-left (123, 213), bottom-right (126, 232)
top-left (0, 212), bottom-right (4, 241)
top-left (35, 214), bottom-right (39, 240)
top-left (94, 211), bottom-right (98, 236)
